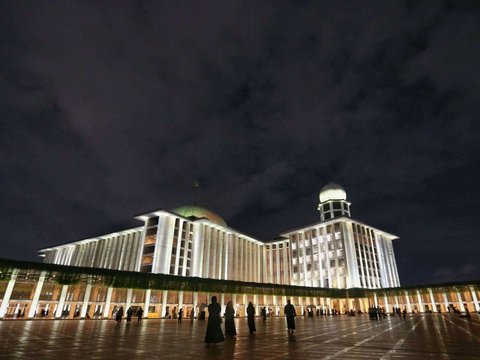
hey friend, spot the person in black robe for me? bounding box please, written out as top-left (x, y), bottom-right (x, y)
top-left (284, 299), bottom-right (296, 334)
top-left (136, 307), bottom-right (144, 322)
top-left (247, 302), bottom-right (256, 334)
top-left (115, 306), bottom-right (124, 324)
top-left (224, 301), bottom-right (237, 337)
top-left (204, 296), bottom-right (224, 344)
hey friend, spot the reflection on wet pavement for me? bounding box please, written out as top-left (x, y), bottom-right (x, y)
top-left (1, 314), bottom-right (479, 359)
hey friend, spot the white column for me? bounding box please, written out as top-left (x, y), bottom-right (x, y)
top-left (0, 270), bottom-right (18, 318)
top-left (443, 292), bottom-right (449, 312)
top-left (383, 293), bottom-right (390, 313)
top-left (193, 292), bottom-right (198, 316)
top-left (243, 294), bottom-right (247, 316)
top-left (456, 291), bottom-right (465, 312)
top-left (125, 288), bottom-right (133, 310)
top-left (273, 295), bottom-right (278, 316)
top-left (416, 290), bottom-right (424, 313)
top-left (28, 271), bottom-right (46, 318)
top-left (220, 293), bottom-right (225, 314)
top-left (254, 294), bottom-right (259, 316)
top-left (470, 287), bottom-right (480, 312)
top-left (80, 282), bottom-right (93, 318)
top-left (428, 289), bottom-right (437, 313)
top-left (103, 287), bottom-right (113, 318)
top-left (144, 289), bottom-right (151, 318)
top-left (394, 295), bottom-right (399, 309)
top-left (55, 285), bottom-right (69, 318)
top-left (404, 291), bottom-right (412, 313)
top-left (373, 292), bottom-right (378, 307)
top-left (178, 291), bottom-right (184, 314)
top-left (162, 291), bottom-right (168, 317)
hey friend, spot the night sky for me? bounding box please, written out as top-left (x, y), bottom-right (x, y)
top-left (1, 1), bottom-right (480, 286)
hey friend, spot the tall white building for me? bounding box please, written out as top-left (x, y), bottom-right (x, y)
top-left (280, 183), bottom-right (400, 289)
top-left (40, 184), bottom-right (400, 289)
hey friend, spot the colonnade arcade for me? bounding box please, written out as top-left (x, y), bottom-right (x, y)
top-left (0, 260), bottom-right (478, 320)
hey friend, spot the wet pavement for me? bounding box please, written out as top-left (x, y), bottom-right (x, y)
top-left (1, 314), bottom-right (479, 359)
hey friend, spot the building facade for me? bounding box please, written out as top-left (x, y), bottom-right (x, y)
top-left (40, 184), bottom-right (398, 290)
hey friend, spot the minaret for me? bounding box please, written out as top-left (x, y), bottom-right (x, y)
top-left (318, 183), bottom-right (351, 221)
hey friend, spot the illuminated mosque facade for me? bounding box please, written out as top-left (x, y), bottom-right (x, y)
top-left (40, 183), bottom-right (400, 290)
top-left (1, 183), bottom-right (478, 320)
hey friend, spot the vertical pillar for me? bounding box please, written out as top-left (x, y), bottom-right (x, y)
top-left (254, 294), bottom-right (259, 316)
top-left (125, 288), bottom-right (133, 310)
top-left (144, 289), bottom-right (151, 318)
top-left (373, 292), bottom-right (378, 307)
top-left (243, 294), bottom-right (247, 316)
top-left (416, 290), bottom-right (424, 313)
top-left (193, 292), bottom-right (198, 317)
top-left (220, 293), bottom-right (225, 314)
top-left (273, 295), bottom-right (278, 316)
top-left (0, 270), bottom-right (18, 318)
top-left (428, 289), bottom-right (437, 312)
top-left (443, 292), bottom-right (449, 312)
top-left (178, 291), bottom-right (184, 314)
top-left (394, 295), bottom-right (399, 310)
top-left (55, 285), bottom-right (69, 318)
top-left (162, 291), bottom-right (168, 317)
top-left (470, 287), bottom-right (480, 312)
top-left (404, 291), bottom-right (412, 313)
top-left (28, 271), bottom-right (46, 318)
top-left (80, 282), bottom-right (93, 318)
top-left (383, 293), bottom-right (390, 313)
top-left (456, 291), bottom-right (465, 312)
top-left (103, 287), bottom-right (113, 318)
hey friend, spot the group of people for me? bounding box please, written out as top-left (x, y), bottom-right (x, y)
top-left (114, 306), bottom-right (144, 324)
top-left (204, 297), bottom-right (298, 344)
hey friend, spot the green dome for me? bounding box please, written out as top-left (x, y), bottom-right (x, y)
top-left (171, 206), bottom-right (227, 227)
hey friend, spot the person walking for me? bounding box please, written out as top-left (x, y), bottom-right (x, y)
top-left (136, 307), bottom-right (144, 322)
top-left (178, 308), bottom-right (183, 323)
top-left (126, 307), bottom-right (133, 323)
top-left (247, 302), bottom-right (256, 334)
top-left (115, 306), bottom-right (124, 324)
top-left (224, 301), bottom-right (237, 337)
top-left (261, 307), bottom-right (267, 322)
top-left (204, 296), bottom-right (224, 345)
top-left (284, 299), bottom-right (296, 334)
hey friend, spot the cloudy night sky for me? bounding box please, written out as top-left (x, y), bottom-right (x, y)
top-left (1, 1), bottom-right (479, 286)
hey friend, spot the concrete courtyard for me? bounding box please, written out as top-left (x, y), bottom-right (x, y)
top-left (1, 314), bottom-right (479, 359)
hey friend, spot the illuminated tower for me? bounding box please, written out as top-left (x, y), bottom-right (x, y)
top-left (318, 182), bottom-right (351, 221)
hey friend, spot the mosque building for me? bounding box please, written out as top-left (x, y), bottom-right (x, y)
top-left (39, 183), bottom-right (400, 290)
top-left (1, 183), bottom-right (478, 320)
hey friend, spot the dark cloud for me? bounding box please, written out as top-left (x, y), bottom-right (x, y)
top-left (1, 0), bottom-right (479, 285)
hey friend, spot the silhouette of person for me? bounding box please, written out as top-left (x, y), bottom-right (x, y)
top-left (204, 296), bottom-right (224, 344)
top-left (224, 301), bottom-right (237, 337)
top-left (126, 307), bottom-right (133, 323)
top-left (178, 308), bottom-right (183, 323)
top-left (137, 307), bottom-right (144, 322)
top-left (261, 307), bottom-right (267, 322)
top-left (284, 299), bottom-right (296, 334)
top-left (115, 306), bottom-right (124, 324)
top-left (247, 302), bottom-right (256, 334)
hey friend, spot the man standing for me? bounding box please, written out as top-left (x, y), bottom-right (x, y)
top-left (284, 300), bottom-right (296, 334)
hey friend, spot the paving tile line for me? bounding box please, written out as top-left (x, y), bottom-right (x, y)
top-left (320, 318), bottom-right (400, 345)
top-left (379, 317), bottom-right (427, 360)
top-left (441, 316), bottom-right (480, 343)
top-left (319, 319), bottom-right (407, 359)
top-left (299, 319), bottom-right (375, 344)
